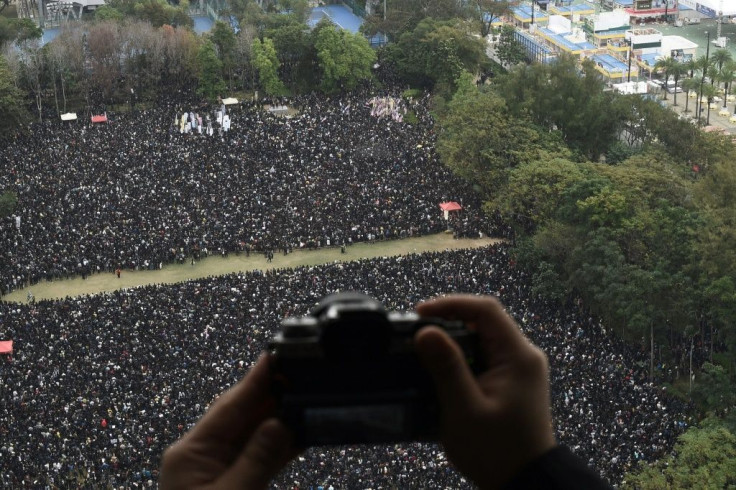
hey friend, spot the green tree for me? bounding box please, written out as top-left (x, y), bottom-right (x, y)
top-left (313, 21), bottom-right (375, 93)
top-left (702, 277), bottom-right (736, 366)
top-left (133, 0), bottom-right (192, 28)
top-left (669, 59), bottom-right (686, 106)
top-left (252, 37), bottom-right (286, 96)
top-left (495, 55), bottom-right (628, 161)
top-left (196, 39), bottom-right (226, 100)
top-left (681, 77), bottom-right (700, 113)
top-left (694, 54), bottom-right (712, 116)
top-left (467, 0), bottom-right (512, 38)
top-left (211, 21), bottom-right (237, 90)
top-left (701, 83), bottom-right (718, 125)
top-left (437, 76), bottom-right (558, 195)
top-left (383, 18), bottom-right (486, 91)
top-left (0, 54), bottom-right (28, 131)
top-left (523, 152), bottom-right (699, 349)
top-left (711, 48), bottom-right (733, 74)
top-left (14, 40), bottom-right (46, 122)
top-left (691, 362), bottom-right (736, 413)
top-left (94, 5), bottom-right (125, 21)
top-left (266, 19), bottom-right (312, 89)
top-left (495, 25), bottom-right (525, 67)
top-left (493, 157), bottom-right (587, 230)
top-left (605, 141), bottom-right (639, 164)
top-left (362, 0), bottom-right (465, 40)
top-left (0, 17), bottom-right (42, 47)
top-left (654, 56), bottom-right (673, 100)
top-left (623, 419), bottom-right (736, 489)
top-left (717, 63), bottom-right (736, 108)
top-left (694, 154), bottom-right (736, 280)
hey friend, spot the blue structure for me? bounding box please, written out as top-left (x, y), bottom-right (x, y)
top-left (41, 27), bottom-right (60, 45)
top-left (515, 30), bottom-right (557, 64)
top-left (193, 16), bottom-right (215, 34)
top-left (639, 53), bottom-right (659, 67)
top-left (538, 27), bottom-right (597, 53)
top-left (592, 53), bottom-right (629, 71)
top-left (512, 5), bottom-right (549, 24)
top-left (308, 5), bottom-right (386, 46)
top-left (591, 53), bottom-right (634, 80)
top-left (548, 3), bottom-right (596, 16)
top-left (309, 5), bottom-right (363, 32)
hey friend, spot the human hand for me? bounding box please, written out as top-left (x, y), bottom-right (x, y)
top-left (160, 354), bottom-right (300, 489)
top-left (415, 295), bottom-right (556, 489)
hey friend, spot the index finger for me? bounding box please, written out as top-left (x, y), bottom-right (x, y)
top-left (416, 295), bottom-right (529, 360)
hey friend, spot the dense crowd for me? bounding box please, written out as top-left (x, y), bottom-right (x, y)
top-left (0, 245), bottom-right (690, 488)
top-left (0, 90), bottom-right (507, 295)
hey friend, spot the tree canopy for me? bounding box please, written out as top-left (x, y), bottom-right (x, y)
top-left (623, 418), bottom-right (736, 489)
top-left (313, 21), bottom-right (376, 93)
top-left (0, 17), bottom-right (42, 47)
top-left (0, 54), bottom-right (28, 132)
top-left (436, 53), bottom-right (736, 385)
top-left (252, 37), bottom-right (286, 96)
top-left (382, 18), bottom-right (486, 93)
top-left (196, 39), bottom-right (226, 100)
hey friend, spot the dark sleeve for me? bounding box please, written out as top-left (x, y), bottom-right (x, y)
top-left (502, 446), bottom-right (614, 490)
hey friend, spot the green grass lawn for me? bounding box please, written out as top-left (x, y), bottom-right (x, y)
top-left (2, 234), bottom-right (501, 303)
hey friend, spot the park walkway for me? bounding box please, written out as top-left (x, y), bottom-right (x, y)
top-left (1, 234), bottom-right (500, 303)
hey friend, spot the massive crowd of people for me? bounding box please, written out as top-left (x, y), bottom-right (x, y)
top-left (0, 90), bottom-right (506, 295)
top-left (0, 89), bottom-right (694, 488)
top-left (0, 245), bottom-right (691, 487)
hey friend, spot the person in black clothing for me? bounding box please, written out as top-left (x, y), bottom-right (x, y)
top-left (160, 295), bottom-right (612, 489)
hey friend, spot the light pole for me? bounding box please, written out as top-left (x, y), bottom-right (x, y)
top-left (689, 334), bottom-right (694, 394)
top-left (531, 0), bottom-right (535, 27)
top-left (697, 30), bottom-right (710, 121)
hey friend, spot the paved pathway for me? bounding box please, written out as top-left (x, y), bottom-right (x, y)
top-left (656, 87), bottom-right (736, 133)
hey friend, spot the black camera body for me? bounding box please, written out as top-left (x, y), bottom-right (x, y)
top-left (269, 292), bottom-right (484, 446)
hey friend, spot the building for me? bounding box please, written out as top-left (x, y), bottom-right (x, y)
top-left (538, 15), bottom-right (598, 56)
top-left (583, 10), bottom-right (632, 48)
top-left (515, 29), bottom-right (558, 63)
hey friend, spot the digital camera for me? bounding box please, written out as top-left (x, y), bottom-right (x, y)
top-left (268, 292), bottom-right (484, 446)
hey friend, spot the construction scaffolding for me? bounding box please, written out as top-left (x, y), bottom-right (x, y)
top-left (16, 0), bottom-right (103, 28)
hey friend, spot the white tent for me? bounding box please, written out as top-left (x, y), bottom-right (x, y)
top-left (222, 97), bottom-right (239, 105)
top-left (60, 113), bottom-right (78, 121)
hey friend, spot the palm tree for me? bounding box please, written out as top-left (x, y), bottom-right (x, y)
top-left (711, 48), bottom-right (733, 74)
top-left (654, 57), bottom-right (671, 100)
top-left (717, 61), bottom-right (736, 108)
top-left (707, 65), bottom-right (719, 87)
top-left (670, 61), bottom-right (686, 106)
top-left (694, 55), bottom-right (711, 115)
top-left (701, 83), bottom-right (717, 125)
top-left (681, 77), bottom-right (700, 113)
top-left (684, 57), bottom-right (697, 78)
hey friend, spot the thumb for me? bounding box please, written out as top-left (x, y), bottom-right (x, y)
top-left (415, 326), bottom-right (483, 412)
top-left (219, 418), bottom-right (296, 489)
